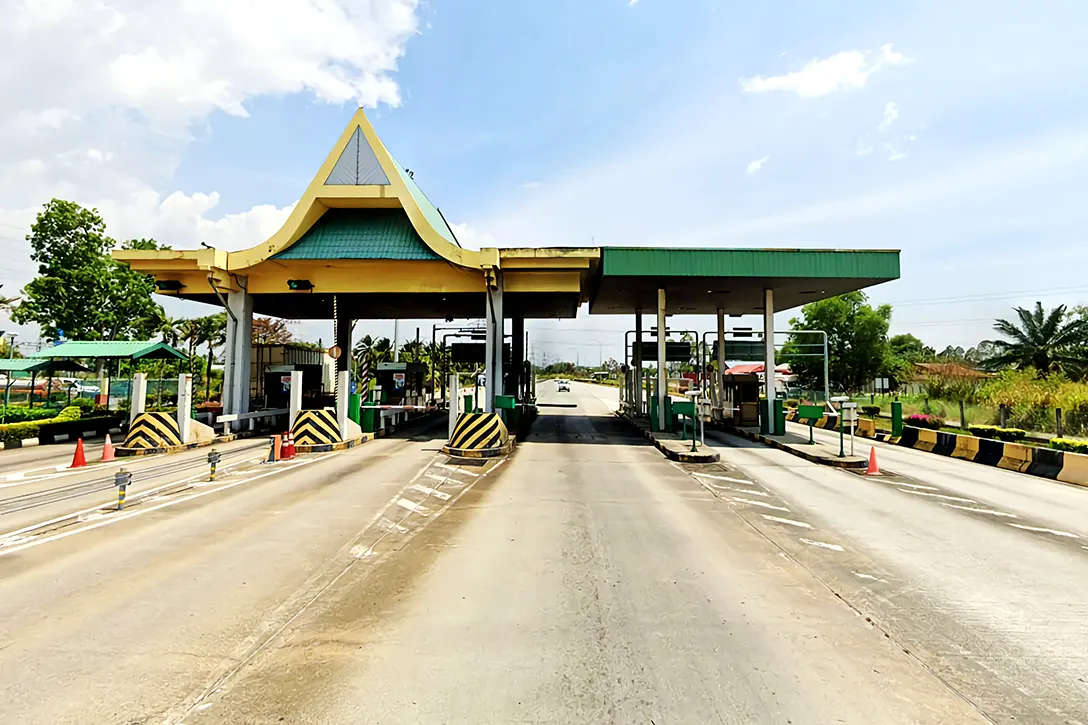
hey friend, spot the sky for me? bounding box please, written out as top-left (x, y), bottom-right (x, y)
top-left (2, 0), bottom-right (1088, 365)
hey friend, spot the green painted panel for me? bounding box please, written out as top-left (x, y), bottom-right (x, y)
top-left (601, 248), bottom-right (900, 280)
top-left (388, 154), bottom-right (460, 247)
top-left (273, 209), bottom-right (441, 261)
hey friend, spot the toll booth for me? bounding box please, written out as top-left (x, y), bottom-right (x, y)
top-left (251, 344), bottom-right (328, 410)
top-left (376, 362), bottom-right (427, 406)
top-left (720, 373), bottom-right (761, 426)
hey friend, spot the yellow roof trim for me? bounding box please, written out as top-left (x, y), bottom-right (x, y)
top-left (225, 108), bottom-right (497, 271)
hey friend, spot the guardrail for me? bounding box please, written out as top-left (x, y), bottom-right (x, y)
top-left (217, 408), bottom-right (288, 435)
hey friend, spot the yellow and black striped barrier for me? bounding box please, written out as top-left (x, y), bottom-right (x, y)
top-left (442, 412), bottom-right (512, 458)
top-left (122, 412), bottom-right (182, 451)
top-left (292, 409), bottom-right (342, 448)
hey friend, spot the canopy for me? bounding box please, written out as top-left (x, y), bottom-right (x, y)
top-left (30, 340), bottom-right (187, 361)
top-left (0, 358), bottom-right (92, 374)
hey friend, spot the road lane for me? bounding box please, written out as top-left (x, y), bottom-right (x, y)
top-left (707, 427), bottom-right (1088, 722)
top-left (186, 382), bottom-right (984, 724)
top-left (0, 419), bottom-right (462, 725)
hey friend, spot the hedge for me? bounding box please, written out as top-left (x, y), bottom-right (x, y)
top-left (0, 406), bottom-right (82, 445)
top-left (861, 405), bottom-right (881, 416)
top-left (968, 424), bottom-right (1027, 442)
top-left (0, 407), bottom-right (61, 424)
top-left (1049, 438), bottom-right (1088, 454)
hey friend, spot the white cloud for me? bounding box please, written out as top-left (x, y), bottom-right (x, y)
top-left (519, 181), bottom-right (542, 190)
top-left (449, 222), bottom-right (496, 250)
top-left (885, 145), bottom-right (908, 162)
top-left (746, 156), bottom-right (770, 175)
top-left (878, 101), bottom-right (899, 131)
top-left (740, 44), bottom-right (913, 98)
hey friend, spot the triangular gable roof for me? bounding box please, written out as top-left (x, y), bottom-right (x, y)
top-left (227, 109), bottom-right (494, 271)
top-left (30, 340), bottom-right (187, 360)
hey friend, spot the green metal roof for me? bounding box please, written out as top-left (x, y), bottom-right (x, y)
top-left (273, 209), bottom-right (442, 261)
top-left (601, 248), bottom-right (900, 279)
top-left (30, 340), bottom-right (187, 360)
top-left (388, 154), bottom-right (461, 248)
top-left (0, 358), bottom-right (91, 374)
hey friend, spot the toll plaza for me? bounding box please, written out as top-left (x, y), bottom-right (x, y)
top-left (114, 108), bottom-right (899, 453)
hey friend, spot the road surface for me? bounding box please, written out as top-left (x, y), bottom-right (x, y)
top-left (0, 383), bottom-right (1079, 722)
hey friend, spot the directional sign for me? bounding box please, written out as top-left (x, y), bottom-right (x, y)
top-left (327, 345), bottom-right (342, 360)
top-left (636, 341), bottom-right (692, 362)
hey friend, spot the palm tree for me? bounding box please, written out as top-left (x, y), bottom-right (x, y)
top-left (176, 318), bottom-right (203, 374)
top-left (199, 313), bottom-right (227, 402)
top-left (986, 302), bottom-right (1088, 376)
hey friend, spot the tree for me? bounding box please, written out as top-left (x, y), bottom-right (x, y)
top-left (11, 200), bottom-right (164, 341)
top-left (985, 302), bottom-right (1088, 377)
top-left (889, 334), bottom-right (932, 363)
top-left (252, 317), bottom-right (293, 345)
top-left (198, 313), bottom-right (227, 401)
top-left (0, 284), bottom-right (18, 314)
top-left (782, 291), bottom-right (891, 394)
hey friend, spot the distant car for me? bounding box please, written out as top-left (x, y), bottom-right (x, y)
top-left (557, 380), bottom-right (570, 392)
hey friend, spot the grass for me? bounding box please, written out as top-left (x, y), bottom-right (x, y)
top-left (850, 393), bottom-right (999, 428)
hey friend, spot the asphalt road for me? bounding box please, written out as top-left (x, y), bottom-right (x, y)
top-left (1, 384), bottom-right (1078, 723)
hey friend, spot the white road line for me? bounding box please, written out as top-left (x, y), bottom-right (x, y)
top-left (424, 472), bottom-right (451, 484)
top-left (761, 515), bottom-right (812, 529)
top-left (434, 462), bottom-right (478, 477)
top-left (942, 503), bottom-right (1018, 518)
top-left (800, 538), bottom-right (844, 552)
top-left (1008, 523), bottom-right (1080, 539)
top-left (732, 497), bottom-right (790, 512)
top-left (396, 498), bottom-right (430, 516)
top-left (411, 483), bottom-right (451, 501)
top-left (871, 479), bottom-right (939, 491)
top-left (897, 489), bottom-right (977, 503)
top-left (2, 460), bottom-right (130, 487)
top-left (711, 485), bottom-right (770, 497)
top-left (0, 454), bottom-right (336, 558)
top-left (853, 572), bottom-right (889, 583)
top-left (693, 472), bottom-right (751, 485)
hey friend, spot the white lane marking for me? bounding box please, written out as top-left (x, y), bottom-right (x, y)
top-left (693, 472), bottom-right (751, 485)
top-left (396, 498), bottom-right (430, 516)
top-left (424, 472), bottom-right (452, 484)
top-left (761, 515), bottom-right (812, 529)
top-left (871, 479), bottom-right (939, 491)
top-left (707, 485), bottom-right (770, 497)
top-left (379, 517), bottom-right (410, 534)
top-left (434, 462), bottom-right (478, 477)
top-left (411, 483), bottom-right (451, 501)
top-left (0, 453), bottom-right (261, 542)
top-left (1009, 523), bottom-right (1080, 539)
top-left (942, 503), bottom-right (1018, 518)
top-left (897, 489), bottom-right (977, 503)
top-left (1, 460), bottom-right (132, 487)
top-left (732, 497), bottom-right (790, 512)
top-left (853, 572), bottom-right (889, 583)
top-left (800, 538), bottom-right (844, 552)
top-left (0, 454), bottom-right (336, 558)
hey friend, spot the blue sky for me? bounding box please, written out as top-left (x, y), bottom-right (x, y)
top-left (2, 0), bottom-right (1088, 364)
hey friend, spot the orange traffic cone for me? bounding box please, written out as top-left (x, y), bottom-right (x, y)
top-left (70, 438), bottom-right (87, 468)
top-left (101, 433), bottom-right (116, 462)
top-left (865, 446), bottom-right (881, 475)
top-left (283, 431), bottom-right (296, 460)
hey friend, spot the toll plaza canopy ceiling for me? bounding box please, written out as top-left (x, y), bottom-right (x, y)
top-left (114, 110), bottom-right (899, 320)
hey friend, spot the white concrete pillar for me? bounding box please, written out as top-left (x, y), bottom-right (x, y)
top-left (484, 286), bottom-right (496, 414)
top-left (657, 288), bottom-right (667, 432)
top-left (223, 279), bottom-right (253, 427)
top-left (493, 271), bottom-right (504, 411)
top-left (336, 369), bottom-right (349, 439)
top-left (484, 271), bottom-right (503, 413)
top-left (289, 370), bottom-right (303, 429)
top-left (634, 310), bottom-right (642, 416)
top-left (763, 288), bottom-right (776, 435)
top-left (716, 308), bottom-right (726, 409)
top-left (129, 372), bottom-right (147, 427)
top-left (448, 373), bottom-right (460, 438)
top-left (177, 373), bottom-right (192, 443)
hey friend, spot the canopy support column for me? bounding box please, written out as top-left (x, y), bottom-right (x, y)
top-left (634, 310), bottom-right (643, 416)
top-left (716, 308), bottom-right (726, 410)
top-left (657, 288), bottom-right (666, 432)
top-left (484, 271), bottom-right (503, 413)
top-left (223, 278), bottom-right (253, 428)
top-left (764, 288), bottom-right (776, 435)
top-left (511, 316), bottom-right (524, 400)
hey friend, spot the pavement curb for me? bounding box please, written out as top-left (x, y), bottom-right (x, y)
top-left (615, 412), bottom-right (719, 463)
top-left (723, 425), bottom-right (866, 468)
top-left (441, 439), bottom-right (516, 459)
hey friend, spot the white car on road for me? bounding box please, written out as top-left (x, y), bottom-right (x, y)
top-left (557, 379), bottom-right (570, 392)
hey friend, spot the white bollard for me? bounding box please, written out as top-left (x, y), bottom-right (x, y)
top-left (177, 373), bottom-right (192, 444)
top-left (448, 373), bottom-right (460, 438)
top-left (289, 370), bottom-right (303, 430)
top-left (129, 372), bottom-right (147, 427)
top-left (336, 370), bottom-right (349, 439)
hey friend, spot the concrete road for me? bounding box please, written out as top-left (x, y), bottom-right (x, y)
top-left (2, 382), bottom-right (1073, 723)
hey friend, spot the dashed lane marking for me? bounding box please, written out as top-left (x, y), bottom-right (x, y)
top-left (942, 503), bottom-right (1018, 518)
top-left (853, 571), bottom-right (889, 583)
top-left (434, 462), bottom-right (479, 477)
top-left (1008, 523), bottom-right (1080, 539)
top-left (761, 515), bottom-right (812, 529)
top-left (693, 472), bottom-right (751, 485)
top-left (410, 483), bottom-right (452, 501)
top-left (800, 538), bottom-right (844, 552)
top-left (396, 498), bottom-right (430, 516)
top-left (732, 497), bottom-right (790, 512)
top-left (897, 489), bottom-right (977, 503)
top-left (872, 479), bottom-right (939, 491)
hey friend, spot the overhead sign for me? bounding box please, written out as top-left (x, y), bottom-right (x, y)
top-left (327, 345), bottom-right (342, 360)
top-left (636, 341), bottom-right (692, 363)
top-left (450, 343), bottom-right (511, 364)
top-left (712, 340), bottom-right (765, 361)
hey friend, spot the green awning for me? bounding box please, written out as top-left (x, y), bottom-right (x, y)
top-left (30, 340), bottom-right (187, 360)
top-left (0, 358), bottom-right (92, 374)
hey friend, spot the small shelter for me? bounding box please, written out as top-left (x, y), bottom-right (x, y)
top-left (0, 358), bottom-right (92, 409)
top-left (30, 340), bottom-right (187, 407)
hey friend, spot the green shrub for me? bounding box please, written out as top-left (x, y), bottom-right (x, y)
top-left (55, 406), bottom-right (81, 421)
top-left (0, 407), bottom-right (60, 423)
top-left (0, 421), bottom-right (42, 444)
top-left (861, 405), bottom-right (881, 416)
top-left (70, 397), bottom-right (95, 413)
top-left (1050, 438), bottom-right (1088, 454)
top-left (906, 413), bottom-right (944, 430)
top-left (969, 424), bottom-right (1026, 441)
top-left (968, 424), bottom-right (999, 439)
